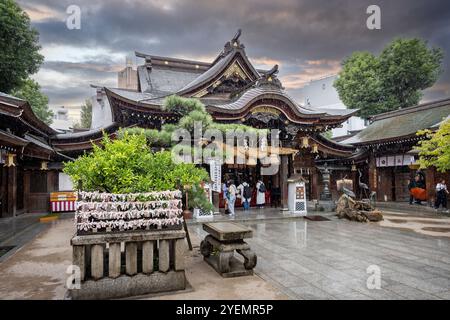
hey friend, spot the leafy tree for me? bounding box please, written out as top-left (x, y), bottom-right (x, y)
top-left (0, 0), bottom-right (44, 93)
top-left (334, 38), bottom-right (443, 118)
top-left (80, 99), bottom-right (93, 129)
top-left (11, 78), bottom-right (53, 124)
top-left (334, 52), bottom-right (384, 118)
top-left (416, 118), bottom-right (450, 172)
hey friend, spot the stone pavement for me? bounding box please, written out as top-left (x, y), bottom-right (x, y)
top-left (190, 214), bottom-right (450, 300)
top-left (0, 217), bottom-right (287, 300)
top-left (0, 207), bottom-right (449, 300)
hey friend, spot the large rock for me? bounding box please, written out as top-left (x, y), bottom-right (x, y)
top-left (336, 194), bottom-right (383, 223)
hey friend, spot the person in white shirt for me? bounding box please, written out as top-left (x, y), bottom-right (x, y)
top-left (435, 179), bottom-right (449, 212)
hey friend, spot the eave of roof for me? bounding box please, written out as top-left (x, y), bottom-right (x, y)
top-left (0, 92), bottom-right (57, 136)
top-left (342, 98), bottom-right (450, 145)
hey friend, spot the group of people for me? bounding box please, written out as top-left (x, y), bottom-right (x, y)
top-left (222, 178), bottom-right (267, 216)
top-left (408, 172), bottom-right (449, 212)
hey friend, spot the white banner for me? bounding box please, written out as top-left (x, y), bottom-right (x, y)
top-left (376, 154), bottom-right (417, 167)
top-left (209, 160), bottom-right (222, 192)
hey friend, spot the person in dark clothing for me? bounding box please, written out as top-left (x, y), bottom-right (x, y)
top-left (409, 174), bottom-right (426, 205)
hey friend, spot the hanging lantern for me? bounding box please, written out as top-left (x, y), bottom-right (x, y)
top-left (40, 161), bottom-right (48, 170)
top-left (301, 136), bottom-right (309, 148)
top-left (312, 144), bottom-right (318, 153)
top-left (4, 153), bottom-right (15, 167)
top-left (351, 164), bottom-right (357, 171)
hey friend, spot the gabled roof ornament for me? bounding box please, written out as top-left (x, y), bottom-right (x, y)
top-left (144, 56), bottom-right (152, 70)
top-left (257, 64), bottom-right (283, 89)
top-left (218, 29), bottom-right (245, 61)
top-left (232, 29), bottom-right (242, 43)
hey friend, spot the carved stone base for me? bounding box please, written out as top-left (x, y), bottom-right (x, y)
top-left (204, 254), bottom-right (254, 278)
top-left (200, 234), bottom-right (257, 278)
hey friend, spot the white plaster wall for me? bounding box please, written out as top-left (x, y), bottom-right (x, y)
top-left (296, 75), bottom-right (366, 138)
top-left (58, 172), bottom-right (74, 191)
top-left (90, 92), bottom-right (113, 129)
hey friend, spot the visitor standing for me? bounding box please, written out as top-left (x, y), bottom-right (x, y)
top-left (227, 180), bottom-right (237, 216)
top-left (256, 179), bottom-right (266, 209)
top-left (237, 180), bottom-right (252, 211)
top-left (435, 179), bottom-right (449, 212)
top-left (222, 181), bottom-right (229, 214)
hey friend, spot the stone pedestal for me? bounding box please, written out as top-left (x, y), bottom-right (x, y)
top-left (200, 222), bottom-right (257, 278)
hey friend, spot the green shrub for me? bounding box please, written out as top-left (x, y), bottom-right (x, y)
top-left (162, 95), bottom-right (205, 116)
top-left (63, 131), bottom-right (209, 195)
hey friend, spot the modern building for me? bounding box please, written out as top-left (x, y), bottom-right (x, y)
top-left (296, 75), bottom-right (366, 137)
top-left (117, 57), bottom-right (138, 91)
top-left (49, 105), bottom-right (82, 132)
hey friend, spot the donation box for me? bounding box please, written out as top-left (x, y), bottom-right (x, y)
top-left (288, 177), bottom-right (307, 215)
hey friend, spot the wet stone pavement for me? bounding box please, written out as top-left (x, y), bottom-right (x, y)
top-left (191, 214), bottom-right (450, 300)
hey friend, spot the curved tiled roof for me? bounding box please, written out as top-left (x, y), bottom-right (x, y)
top-left (342, 98), bottom-right (450, 145)
top-left (206, 86), bottom-right (357, 118)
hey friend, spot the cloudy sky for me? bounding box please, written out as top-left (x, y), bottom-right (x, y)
top-left (18, 0), bottom-right (450, 108)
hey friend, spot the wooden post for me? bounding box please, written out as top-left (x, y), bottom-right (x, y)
top-left (280, 155), bottom-right (289, 210)
top-left (108, 243), bottom-right (121, 278)
top-left (425, 167), bottom-right (436, 205)
top-left (142, 240), bottom-right (154, 274)
top-left (6, 165), bottom-right (17, 217)
top-left (368, 153), bottom-right (377, 195)
top-left (125, 242), bottom-right (137, 275)
top-left (91, 244), bottom-right (104, 280)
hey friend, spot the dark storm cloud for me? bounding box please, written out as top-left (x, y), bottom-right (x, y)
top-left (18, 0), bottom-right (450, 106)
top-left (41, 84), bottom-right (93, 106)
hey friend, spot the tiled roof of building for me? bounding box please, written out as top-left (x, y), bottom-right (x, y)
top-left (342, 98), bottom-right (450, 145)
top-left (206, 86), bottom-right (357, 117)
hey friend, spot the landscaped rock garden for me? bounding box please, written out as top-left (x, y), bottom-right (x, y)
top-left (336, 194), bottom-right (384, 222)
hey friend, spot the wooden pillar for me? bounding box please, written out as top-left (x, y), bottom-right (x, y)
top-left (280, 155), bottom-right (289, 210)
top-left (6, 165), bottom-right (17, 217)
top-left (425, 167), bottom-right (436, 205)
top-left (351, 170), bottom-right (358, 195)
top-left (311, 169), bottom-right (319, 200)
top-left (368, 153), bottom-right (377, 193)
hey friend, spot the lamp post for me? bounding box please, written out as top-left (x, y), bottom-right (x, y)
top-left (320, 163), bottom-right (332, 201)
